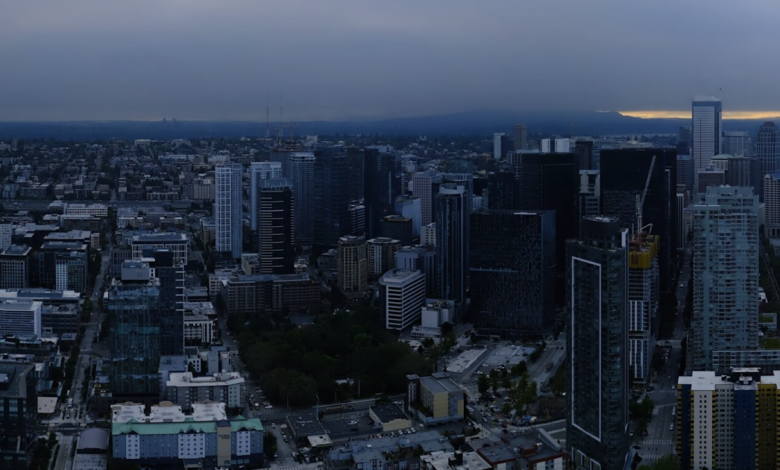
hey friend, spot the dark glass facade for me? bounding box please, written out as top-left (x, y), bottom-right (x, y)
top-left (364, 149), bottom-right (400, 239)
top-left (314, 147), bottom-right (351, 246)
top-left (486, 171), bottom-right (520, 210)
top-left (0, 364), bottom-right (35, 470)
top-left (600, 148), bottom-right (677, 291)
top-left (435, 183), bottom-right (468, 318)
top-left (259, 180), bottom-right (295, 274)
top-left (109, 273), bottom-right (162, 395)
top-left (566, 216), bottom-right (629, 470)
top-left (469, 210), bottom-right (555, 333)
top-left (519, 152), bottom-right (579, 272)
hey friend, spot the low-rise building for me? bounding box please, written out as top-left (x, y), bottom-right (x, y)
top-left (111, 401), bottom-right (263, 468)
top-left (369, 403), bottom-right (412, 432)
top-left (164, 372), bottom-right (245, 411)
top-left (422, 451), bottom-right (491, 470)
top-left (407, 372), bottom-right (465, 425)
top-left (474, 430), bottom-right (568, 470)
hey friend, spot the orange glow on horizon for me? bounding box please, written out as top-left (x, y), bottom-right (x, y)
top-left (620, 110), bottom-right (780, 120)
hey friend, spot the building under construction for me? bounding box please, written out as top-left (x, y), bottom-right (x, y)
top-left (628, 231), bottom-right (659, 383)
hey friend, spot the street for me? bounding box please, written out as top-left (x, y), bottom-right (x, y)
top-left (637, 247), bottom-right (691, 465)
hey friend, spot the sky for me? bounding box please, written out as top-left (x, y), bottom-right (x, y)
top-left (1, 0), bottom-right (779, 121)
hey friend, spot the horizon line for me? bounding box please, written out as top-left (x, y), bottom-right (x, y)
top-left (620, 110), bottom-right (780, 120)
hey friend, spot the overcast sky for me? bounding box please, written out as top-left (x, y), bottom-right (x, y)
top-left (1, 0), bottom-right (778, 121)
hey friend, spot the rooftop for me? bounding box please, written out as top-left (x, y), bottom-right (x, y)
top-left (1, 245), bottom-right (31, 256)
top-left (421, 373), bottom-right (464, 395)
top-left (380, 269), bottom-right (424, 285)
top-left (370, 403), bottom-right (408, 423)
top-left (132, 232), bottom-right (188, 243)
top-left (287, 413), bottom-right (325, 437)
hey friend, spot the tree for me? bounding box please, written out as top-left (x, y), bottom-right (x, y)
top-left (263, 432), bottom-right (278, 457)
top-left (511, 361), bottom-right (528, 377)
top-left (478, 374), bottom-right (490, 395)
top-left (638, 455), bottom-right (679, 470)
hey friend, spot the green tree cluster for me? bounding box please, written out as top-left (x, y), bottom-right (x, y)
top-left (637, 454), bottom-right (679, 470)
top-left (234, 303), bottom-right (432, 406)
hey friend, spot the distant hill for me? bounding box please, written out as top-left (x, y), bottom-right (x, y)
top-left (0, 111), bottom-right (774, 140)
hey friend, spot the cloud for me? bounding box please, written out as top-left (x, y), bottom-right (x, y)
top-left (0, 0), bottom-right (778, 120)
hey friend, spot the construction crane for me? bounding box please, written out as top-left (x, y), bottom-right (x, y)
top-left (636, 154), bottom-right (657, 236)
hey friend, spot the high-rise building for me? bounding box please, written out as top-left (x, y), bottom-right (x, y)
top-left (756, 122), bottom-right (780, 200)
top-left (435, 183), bottom-right (468, 317)
top-left (692, 186), bottom-right (759, 371)
top-left (566, 216), bottom-right (629, 470)
top-left (421, 223), bottom-right (436, 247)
top-left (676, 192), bottom-right (687, 249)
top-left (364, 148), bottom-right (400, 239)
top-left (314, 147), bottom-right (351, 246)
top-left (249, 161), bottom-right (282, 231)
top-left (0, 245), bottom-right (30, 289)
top-left (412, 170), bottom-right (442, 227)
top-left (627, 233), bottom-right (659, 383)
top-left (258, 179), bottom-right (295, 274)
top-left (0, 363), bottom-right (36, 469)
top-left (394, 197), bottom-right (422, 238)
top-left (345, 146), bottom-right (365, 202)
top-left (215, 163), bottom-right (243, 259)
top-left (697, 167), bottom-right (726, 193)
top-left (338, 235), bottom-right (367, 292)
top-left (0, 299), bottom-right (41, 339)
top-left (764, 173), bottom-right (780, 239)
top-left (722, 131), bottom-right (752, 157)
top-left (394, 246), bottom-right (437, 295)
top-left (486, 171), bottom-right (520, 210)
top-left (367, 237), bottom-right (401, 278)
top-left (109, 261), bottom-right (164, 395)
top-left (711, 153), bottom-right (753, 188)
top-left (692, 97), bottom-right (722, 190)
top-left (470, 210), bottom-right (555, 333)
top-left (519, 152), bottom-right (579, 271)
top-left (677, 154), bottom-right (694, 193)
top-left (575, 140), bottom-right (594, 170)
top-left (541, 138), bottom-right (571, 153)
top-left (0, 224), bottom-right (13, 251)
top-left (600, 148), bottom-right (677, 291)
top-left (348, 202), bottom-right (365, 236)
top-left (578, 170), bottom-right (600, 223)
top-left (678, 126), bottom-right (692, 154)
top-left (147, 249), bottom-right (185, 357)
top-left (493, 133), bottom-right (508, 160)
top-left (513, 124), bottom-right (527, 152)
top-left (380, 215), bottom-right (413, 246)
top-left (379, 269), bottom-right (426, 330)
top-left (677, 369), bottom-right (780, 470)
top-left (288, 152), bottom-right (316, 244)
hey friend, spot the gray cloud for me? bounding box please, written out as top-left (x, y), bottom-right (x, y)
top-left (0, 0), bottom-right (777, 120)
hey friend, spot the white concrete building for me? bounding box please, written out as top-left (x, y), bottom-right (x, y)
top-left (379, 269), bottom-right (426, 330)
top-left (0, 299), bottom-right (42, 339)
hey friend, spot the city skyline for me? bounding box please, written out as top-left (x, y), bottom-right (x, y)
top-left (2, 1), bottom-right (780, 121)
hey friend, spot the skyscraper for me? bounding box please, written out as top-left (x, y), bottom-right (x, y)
top-left (314, 147), bottom-right (351, 246)
top-left (513, 124), bottom-right (527, 152)
top-left (338, 235), bottom-right (367, 292)
top-left (345, 146), bottom-right (365, 202)
top-left (566, 216), bottom-right (629, 470)
top-left (109, 260), bottom-right (164, 395)
top-left (628, 233), bottom-right (659, 383)
top-left (288, 152), bottom-right (316, 244)
top-left (677, 154), bottom-right (694, 193)
top-left (600, 148), bottom-right (677, 291)
top-left (519, 152), bottom-right (579, 271)
top-left (692, 97), bottom-right (722, 190)
top-left (486, 171), bottom-right (520, 210)
top-left (575, 139), bottom-right (594, 170)
top-left (493, 133), bottom-right (508, 160)
top-left (249, 161), bottom-right (282, 231)
top-left (147, 248), bottom-right (185, 356)
top-left (756, 122), bottom-right (780, 199)
top-left (692, 186), bottom-right (759, 371)
top-left (711, 153), bottom-right (753, 187)
top-left (766, 173), bottom-right (780, 239)
top-left (412, 170), bottom-right (442, 227)
top-left (258, 179), bottom-right (295, 274)
top-left (470, 210), bottom-right (555, 333)
top-left (215, 163), bottom-right (243, 259)
top-left (364, 148), bottom-right (400, 239)
top-left (722, 131), bottom-right (752, 157)
top-left (578, 170), bottom-right (600, 223)
top-left (435, 183), bottom-right (468, 318)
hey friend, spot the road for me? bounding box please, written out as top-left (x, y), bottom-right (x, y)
top-left (46, 237), bottom-right (113, 470)
top-left (637, 248), bottom-right (691, 465)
